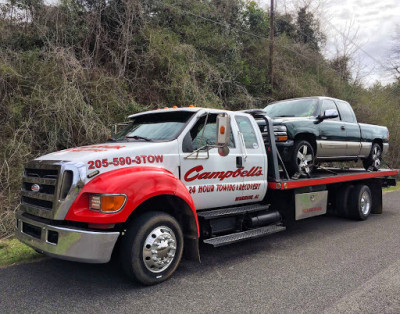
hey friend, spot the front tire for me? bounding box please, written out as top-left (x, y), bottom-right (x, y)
top-left (120, 211), bottom-right (183, 285)
top-left (288, 140), bottom-right (315, 176)
top-left (362, 143), bottom-right (382, 171)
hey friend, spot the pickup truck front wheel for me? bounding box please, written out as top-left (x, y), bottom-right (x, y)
top-left (288, 140), bottom-right (315, 176)
top-left (362, 143), bottom-right (382, 171)
top-left (120, 211), bottom-right (183, 285)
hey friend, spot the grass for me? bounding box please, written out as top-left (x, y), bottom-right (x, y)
top-left (0, 238), bottom-right (42, 267)
top-left (383, 184), bottom-right (400, 193)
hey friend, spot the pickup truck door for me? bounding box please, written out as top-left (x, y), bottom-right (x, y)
top-left (234, 114), bottom-right (268, 202)
top-left (335, 100), bottom-right (361, 156)
top-left (317, 99), bottom-right (347, 157)
top-left (179, 112), bottom-right (245, 210)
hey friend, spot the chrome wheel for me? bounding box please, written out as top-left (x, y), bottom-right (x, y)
top-left (360, 191), bottom-right (371, 216)
top-left (372, 145), bottom-right (382, 169)
top-left (296, 144), bottom-right (313, 174)
top-left (142, 226), bottom-right (177, 273)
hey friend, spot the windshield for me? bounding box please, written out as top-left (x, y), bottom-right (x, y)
top-left (264, 99), bottom-right (319, 118)
top-left (114, 111), bottom-right (195, 141)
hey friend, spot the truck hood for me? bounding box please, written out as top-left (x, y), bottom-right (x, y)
top-left (36, 141), bottom-right (177, 172)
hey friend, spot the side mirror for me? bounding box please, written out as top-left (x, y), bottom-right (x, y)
top-left (320, 109), bottom-right (339, 120)
top-left (216, 113), bottom-right (231, 157)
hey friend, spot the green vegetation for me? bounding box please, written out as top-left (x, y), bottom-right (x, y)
top-left (0, 0), bottom-right (399, 237)
top-left (0, 238), bottom-right (42, 267)
top-left (383, 184), bottom-right (400, 193)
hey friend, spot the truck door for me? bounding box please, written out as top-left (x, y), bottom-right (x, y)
top-left (335, 100), bottom-right (361, 157)
top-left (317, 99), bottom-right (347, 157)
top-left (179, 113), bottom-right (244, 210)
top-left (234, 114), bottom-right (268, 203)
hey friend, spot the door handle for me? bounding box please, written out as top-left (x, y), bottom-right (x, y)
top-left (341, 126), bottom-right (346, 130)
top-left (236, 156), bottom-right (243, 168)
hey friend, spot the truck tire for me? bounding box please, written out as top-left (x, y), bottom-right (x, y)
top-left (362, 143), bottom-right (382, 171)
top-left (335, 184), bottom-right (354, 217)
top-left (288, 140), bottom-right (315, 176)
top-left (120, 211), bottom-right (183, 285)
top-left (348, 184), bottom-right (372, 220)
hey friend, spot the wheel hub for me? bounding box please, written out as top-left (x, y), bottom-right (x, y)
top-left (297, 145), bottom-right (313, 173)
top-left (360, 191), bottom-right (371, 215)
top-left (142, 226), bottom-right (176, 273)
top-left (372, 146), bottom-right (382, 168)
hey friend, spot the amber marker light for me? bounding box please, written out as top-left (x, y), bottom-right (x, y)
top-left (220, 126), bottom-right (225, 134)
top-left (276, 135), bottom-right (288, 141)
top-left (89, 194), bottom-right (127, 213)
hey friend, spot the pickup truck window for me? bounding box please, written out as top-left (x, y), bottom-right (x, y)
top-left (184, 114), bottom-right (235, 152)
top-left (336, 101), bottom-right (357, 123)
top-left (264, 99), bottom-right (319, 118)
top-left (114, 111), bottom-right (195, 141)
top-left (235, 116), bottom-right (259, 149)
top-left (321, 100), bottom-right (340, 121)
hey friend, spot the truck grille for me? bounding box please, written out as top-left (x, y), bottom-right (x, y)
top-left (21, 164), bottom-right (60, 214)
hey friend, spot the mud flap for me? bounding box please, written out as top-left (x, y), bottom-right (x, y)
top-left (184, 236), bottom-right (201, 262)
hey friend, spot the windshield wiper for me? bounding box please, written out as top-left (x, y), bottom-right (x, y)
top-left (275, 115), bottom-right (295, 117)
top-left (125, 135), bottom-right (153, 142)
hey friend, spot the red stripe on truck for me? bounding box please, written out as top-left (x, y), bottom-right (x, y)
top-left (268, 169), bottom-right (400, 190)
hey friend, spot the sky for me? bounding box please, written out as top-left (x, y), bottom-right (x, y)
top-left (261, 0), bottom-right (400, 86)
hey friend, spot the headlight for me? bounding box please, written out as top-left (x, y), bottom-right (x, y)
top-left (273, 125), bottom-right (288, 142)
top-left (273, 125), bottom-right (287, 132)
top-left (89, 194), bottom-right (127, 213)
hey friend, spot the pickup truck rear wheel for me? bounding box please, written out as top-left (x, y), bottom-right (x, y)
top-left (288, 140), bottom-right (315, 176)
top-left (362, 143), bottom-right (382, 171)
top-left (120, 211), bottom-right (183, 285)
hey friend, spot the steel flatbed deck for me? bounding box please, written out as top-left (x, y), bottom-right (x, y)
top-left (268, 168), bottom-right (400, 190)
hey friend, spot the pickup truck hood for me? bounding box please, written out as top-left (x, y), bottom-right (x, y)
top-left (36, 141), bottom-right (177, 171)
top-left (271, 117), bottom-right (313, 124)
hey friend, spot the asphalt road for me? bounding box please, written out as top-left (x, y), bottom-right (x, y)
top-left (1, 191), bottom-right (400, 313)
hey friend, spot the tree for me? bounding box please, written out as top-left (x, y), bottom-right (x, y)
top-left (330, 55), bottom-right (351, 82)
top-left (295, 6), bottom-right (325, 51)
top-left (388, 27), bottom-right (400, 82)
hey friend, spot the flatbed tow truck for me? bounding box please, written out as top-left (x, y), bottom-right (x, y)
top-left (16, 107), bottom-right (399, 285)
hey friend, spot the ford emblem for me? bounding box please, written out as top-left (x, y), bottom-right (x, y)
top-left (31, 184), bottom-right (40, 192)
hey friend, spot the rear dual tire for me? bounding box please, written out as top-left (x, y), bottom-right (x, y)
top-left (336, 184), bottom-right (372, 220)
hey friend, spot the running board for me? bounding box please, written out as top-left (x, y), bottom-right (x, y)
top-left (203, 224), bottom-right (286, 247)
top-left (197, 204), bottom-right (270, 220)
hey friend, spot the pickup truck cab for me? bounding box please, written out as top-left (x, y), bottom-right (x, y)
top-left (16, 107), bottom-right (397, 285)
top-left (263, 97), bottom-right (389, 175)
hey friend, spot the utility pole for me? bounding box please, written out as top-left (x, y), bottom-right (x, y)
top-left (269, 0), bottom-right (274, 87)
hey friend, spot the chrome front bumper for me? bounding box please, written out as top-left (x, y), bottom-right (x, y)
top-left (15, 211), bottom-right (120, 263)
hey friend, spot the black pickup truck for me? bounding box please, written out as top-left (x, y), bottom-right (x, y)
top-left (261, 97), bottom-right (389, 175)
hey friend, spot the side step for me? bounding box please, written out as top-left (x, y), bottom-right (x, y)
top-left (197, 204), bottom-right (270, 220)
top-left (203, 224), bottom-right (286, 247)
